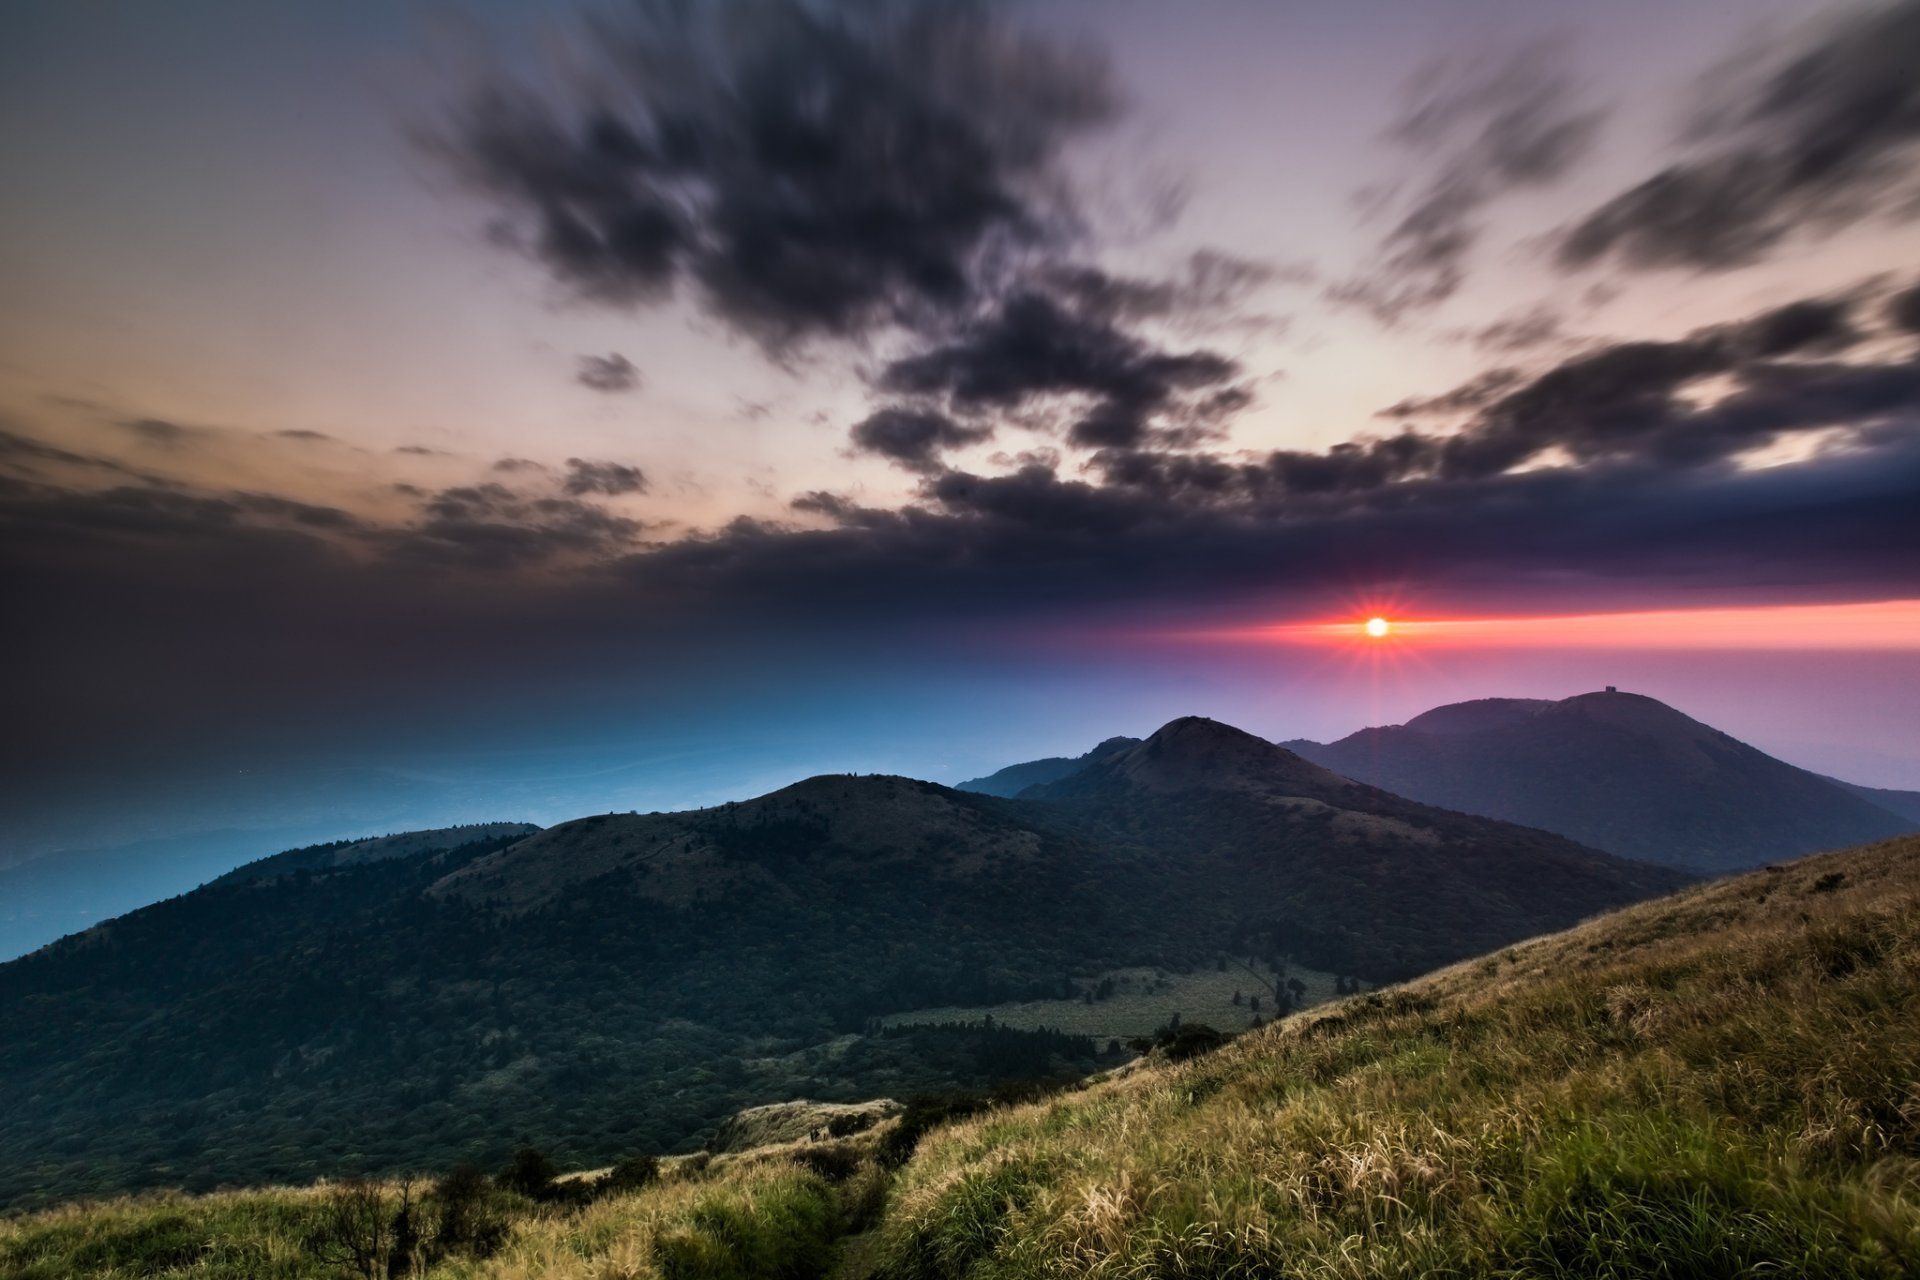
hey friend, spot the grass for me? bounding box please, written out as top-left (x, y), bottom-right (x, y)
top-left (8, 835), bottom-right (1920, 1278)
top-left (875, 835), bottom-right (1920, 1278)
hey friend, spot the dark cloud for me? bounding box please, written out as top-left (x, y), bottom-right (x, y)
top-left (401, 482), bottom-right (642, 567)
top-left (394, 445), bottom-right (446, 456)
top-left (1889, 280), bottom-right (1920, 333)
top-left (1335, 42), bottom-right (1603, 322)
top-left (1378, 368), bottom-right (1524, 419)
top-left (271, 429), bottom-right (334, 443)
top-left (492, 457), bottom-right (548, 474)
top-left (879, 289), bottom-right (1244, 449)
top-left (577, 352), bottom-right (642, 393)
top-left (439, 0), bottom-right (1116, 353)
top-left (849, 407), bottom-right (992, 472)
top-left (562, 458), bottom-right (648, 496)
top-left (116, 418), bottom-right (202, 445)
top-left (1043, 251), bottom-right (1291, 332)
top-left (1721, 296), bottom-right (1862, 359)
top-left (1460, 306), bottom-right (1565, 353)
top-left (1365, 289), bottom-right (1904, 480)
top-left (1559, 0), bottom-right (1920, 273)
top-left (0, 428), bottom-right (144, 478)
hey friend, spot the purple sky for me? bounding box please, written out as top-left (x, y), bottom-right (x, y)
top-left (2, 0), bottom-right (1918, 857)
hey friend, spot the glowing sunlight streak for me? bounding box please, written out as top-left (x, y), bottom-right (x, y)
top-left (1182, 600), bottom-right (1920, 651)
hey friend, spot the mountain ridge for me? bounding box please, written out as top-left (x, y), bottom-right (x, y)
top-left (1282, 690), bottom-right (1915, 870)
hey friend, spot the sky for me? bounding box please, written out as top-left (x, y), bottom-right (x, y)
top-left (2, 0), bottom-right (1919, 864)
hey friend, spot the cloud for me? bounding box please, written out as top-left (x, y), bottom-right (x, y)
top-left (878, 288), bottom-right (1245, 449)
top-left (438, 0), bottom-right (1116, 353)
top-left (563, 458), bottom-right (648, 496)
top-left (400, 482), bottom-right (642, 566)
top-left (1558, 0), bottom-right (1920, 273)
top-left (1334, 41), bottom-right (1603, 322)
top-left (577, 352), bottom-right (641, 393)
top-left (115, 418), bottom-right (204, 445)
top-left (1890, 280), bottom-right (1920, 333)
top-left (1458, 306), bottom-right (1565, 353)
top-left (270, 429), bottom-right (334, 443)
top-left (849, 407), bottom-right (993, 472)
top-left (1359, 289), bottom-right (1903, 480)
top-left (492, 457), bottom-right (548, 474)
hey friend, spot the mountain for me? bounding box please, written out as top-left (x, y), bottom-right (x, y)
top-left (209, 823), bottom-right (541, 887)
top-left (1828, 777), bottom-right (1920, 824)
top-left (0, 720), bottom-right (1684, 1208)
top-left (11, 834), bottom-right (1914, 1280)
top-left (1284, 690), bottom-right (1917, 872)
top-left (1019, 717), bottom-right (1689, 980)
top-left (955, 735), bottom-right (1141, 797)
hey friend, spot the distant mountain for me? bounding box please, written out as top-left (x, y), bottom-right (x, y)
top-left (0, 823), bottom-right (418, 963)
top-left (1827, 777), bottom-right (1920, 825)
top-left (1021, 717), bottom-right (1688, 980)
top-left (0, 716), bottom-right (1686, 1208)
top-left (956, 736), bottom-right (1141, 797)
top-left (210, 823), bottom-right (541, 887)
top-left (1284, 691), bottom-right (1917, 872)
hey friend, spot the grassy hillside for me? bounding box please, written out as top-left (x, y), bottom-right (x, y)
top-left (878, 833), bottom-right (1920, 1277)
top-left (8, 834), bottom-right (1916, 1278)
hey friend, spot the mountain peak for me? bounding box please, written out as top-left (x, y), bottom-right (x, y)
top-left (1035, 715), bottom-right (1345, 799)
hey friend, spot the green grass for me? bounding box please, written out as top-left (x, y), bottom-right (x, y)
top-left (8, 836), bottom-right (1919, 1278)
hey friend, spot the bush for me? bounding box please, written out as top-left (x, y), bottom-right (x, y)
top-left (497, 1146), bottom-right (558, 1200)
top-left (605, 1154), bottom-right (662, 1192)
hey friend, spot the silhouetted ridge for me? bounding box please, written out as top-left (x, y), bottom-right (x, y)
top-left (1290, 690), bottom-right (1915, 870)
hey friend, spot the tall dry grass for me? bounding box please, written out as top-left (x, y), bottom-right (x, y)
top-left (877, 836), bottom-right (1920, 1278)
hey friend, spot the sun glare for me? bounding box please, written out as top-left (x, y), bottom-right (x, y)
top-left (1365, 616), bottom-right (1391, 638)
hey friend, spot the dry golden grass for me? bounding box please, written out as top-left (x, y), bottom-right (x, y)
top-left (877, 836), bottom-right (1920, 1278)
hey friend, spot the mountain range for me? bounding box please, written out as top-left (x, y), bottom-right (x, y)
top-left (1280, 690), bottom-right (1916, 871)
top-left (0, 715), bottom-right (1680, 1208)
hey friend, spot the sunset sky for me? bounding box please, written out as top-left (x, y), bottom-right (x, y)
top-left (3, 0), bottom-right (1918, 857)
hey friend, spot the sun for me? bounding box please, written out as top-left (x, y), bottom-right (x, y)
top-left (1364, 616), bottom-right (1391, 638)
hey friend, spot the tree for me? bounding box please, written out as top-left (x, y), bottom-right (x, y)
top-left (499, 1146), bottom-right (558, 1199)
top-left (313, 1178), bottom-right (391, 1280)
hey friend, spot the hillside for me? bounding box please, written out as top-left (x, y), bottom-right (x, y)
top-left (7, 834), bottom-right (1916, 1279)
top-left (1832, 776), bottom-right (1920, 824)
top-left (0, 719), bottom-right (1680, 1208)
top-left (954, 736), bottom-right (1140, 797)
top-left (1020, 717), bottom-right (1690, 980)
top-left (1285, 690), bottom-right (1916, 871)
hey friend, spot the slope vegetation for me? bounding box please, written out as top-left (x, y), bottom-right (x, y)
top-left (6, 835), bottom-right (1916, 1279)
top-left (0, 720), bottom-right (1684, 1208)
top-left (1023, 717), bottom-right (1689, 979)
top-left (879, 833), bottom-right (1920, 1277)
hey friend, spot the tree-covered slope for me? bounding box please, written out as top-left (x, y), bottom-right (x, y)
top-left (1023, 717), bottom-right (1691, 980)
top-left (0, 724), bottom-right (1687, 1209)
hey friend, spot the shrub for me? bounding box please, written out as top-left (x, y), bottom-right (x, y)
top-left (605, 1154), bottom-right (662, 1192)
top-left (497, 1146), bottom-right (558, 1199)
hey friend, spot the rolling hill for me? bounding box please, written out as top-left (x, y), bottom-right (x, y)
top-left (954, 736), bottom-right (1140, 797)
top-left (0, 717), bottom-right (1680, 1208)
top-left (1281, 690), bottom-right (1918, 871)
top-left (7, 832), bottom-right (1915, 1279)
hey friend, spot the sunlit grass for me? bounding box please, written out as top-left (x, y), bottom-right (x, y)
top-left (878, 835), bottom-right (1920, 1278)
